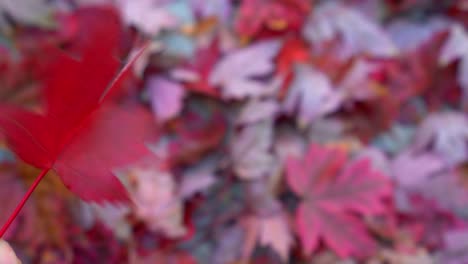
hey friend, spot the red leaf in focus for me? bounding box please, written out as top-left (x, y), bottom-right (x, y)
top-left (0, 6), bottom-right (156, 203)
top-left (286, 144), bottom-right (391, 257)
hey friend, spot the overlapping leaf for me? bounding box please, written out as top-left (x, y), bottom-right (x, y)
top-left (0, 7), bottom-right (156, 202)
top-left (286, 144), bottom-right (391, 257)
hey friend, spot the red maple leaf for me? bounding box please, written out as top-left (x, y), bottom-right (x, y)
top-left (286, 144), bottom-right (391, 257)
top-left (0, 6), bottom-right (156, 236)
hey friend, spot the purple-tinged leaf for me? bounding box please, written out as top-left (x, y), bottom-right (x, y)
top-left (412, 112), bottom-right (468, 165)
top-left (147, 76), bottom-right (186, 123)
top-left (209, 39), bottom-right (282, 99)
top-left (303, 2), bottom-right (397, 59)
top-left (283, 64), bottom-right (343, 128)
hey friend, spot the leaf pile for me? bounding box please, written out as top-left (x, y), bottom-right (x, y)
top-left (1, 0), bottom-right (468, 263)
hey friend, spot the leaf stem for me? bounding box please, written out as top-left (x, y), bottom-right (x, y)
top-left (0, 168), bottom-right (49, 238)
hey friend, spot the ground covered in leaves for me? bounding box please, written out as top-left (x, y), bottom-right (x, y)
top-left (2, 0), bottom-right (468, 263)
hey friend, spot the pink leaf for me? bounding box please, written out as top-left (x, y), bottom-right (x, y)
top-left (287, 143), bottom-right (391, 257)
top-left (147, 76), bottom-right (186, 123)
top-left (209, 39), bottom-right (282, 99)
top-left (282, 64), bottom-right (343, 127)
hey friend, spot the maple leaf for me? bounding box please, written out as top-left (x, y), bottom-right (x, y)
top-left (303, 2), bottom-right (397, 59)
top-left (209, 39), bottom-right (282, 99)
top-left (286, 144), bottom-right (391, 257)
top-left (282, 64), bottom-right (343, 128)
top-left (0, 7), bottom-right (155, 203)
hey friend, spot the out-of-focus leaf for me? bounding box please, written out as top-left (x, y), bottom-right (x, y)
top-left (211, 226), bottom-right (244, 264)
top-left (230, 120), bottom-right (276, 180)
top-left (388, 18), bottom-right (448, 52)
top-left (179, 162), bottom-right (216, 199)
top-left (303, 2), bottom-right (397, 59)
top-left (0, 0), bottom-right (53, 29)
top-left (412, 112), bottom-right (468, 165)
top-left (169, 111), bottom-right (226, 166)
top-left (209, 39), bottom-right (282, 99)
top-left (438, 229), bottom-right (468, 264)
top-left (391, 150), bottom-right (446, 189)
top-left (241, 213), bottom-right (293, 261)
top-left (439, 24), bottom-right (468, 98)
top-left (147, 76), bottom-right (186, 123)
top-left (419, 170), bottom-right (468, 217)
top-left (235, 0), bottom-right (311, 37)
top-left (125, 166), bottom-right (187, 238)
top-left (338, 59), bottom-right (382, 101)
top-left (287, 144), bottom-right (391, 257)
top-left (117, 0), bottom-right (180, 36)
top-left (173, 39), bottom-right (221, 97)
top-left (236, 98), bottom-right (279, 125)
top-left (282, 64), bottom-right (343, 128)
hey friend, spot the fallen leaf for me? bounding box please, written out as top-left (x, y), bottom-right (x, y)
top-left (231, 120), bottom-right (276, 180)
top-left (412, 112), bottom-right (468, 165)
top-left (147, 76), bottom-right (186, 123)
top-left (117, 0), bottom-right (179, 36)
top-left (391, 150), bottom-right (446, 189)
top-left (303, 2), bottom-right (397, 59)
top-left (286, 143), bottom-right (391, 257)
top-left (282, 64), bottom-right (343, 127)
top-left (236, 98), bottom-right (279, 125)
top-left (0, 7), bottom-right (156, 203)
top-left (209, 39), bottom-right (282, 99)
top-left (125, 166), bottom-right (187, 238)
top-left (172, 38), bottom-right (221, 97)
top-left (242, 213), bottom-right (293, 261)
top-left (178, 162), bottom-right (217, 199)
